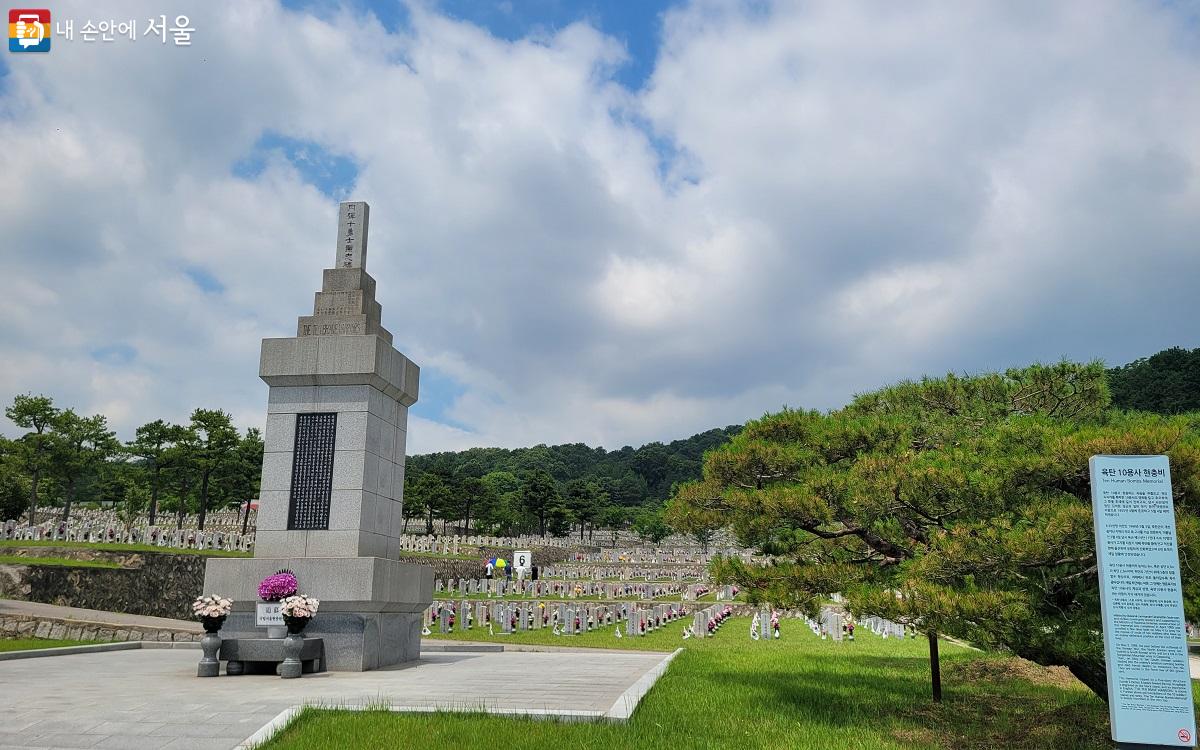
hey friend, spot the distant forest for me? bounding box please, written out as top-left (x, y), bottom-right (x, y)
top-left (409, 426), bottom-right (742, 506)
top-left (404, 426), bottom-right (741, 538)
top-left (1, 346), bottom-right (1194, 539)
top-left (1107, 346), bottom-right (1200, 415)
top-left (403, 346), bottom-right (1200, 537)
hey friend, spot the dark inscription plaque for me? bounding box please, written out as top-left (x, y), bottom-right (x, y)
top-left (287, 413), bottom-right (337, 530)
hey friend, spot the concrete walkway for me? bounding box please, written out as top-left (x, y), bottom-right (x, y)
top-left (0, 646), bottom-right (675, 749)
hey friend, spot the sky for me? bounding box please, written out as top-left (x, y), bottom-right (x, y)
top-left (0, 0), bottom-right (1198, 455)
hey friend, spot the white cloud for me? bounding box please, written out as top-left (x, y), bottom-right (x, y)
top-left (0, 0), bottom-right (1197, 455)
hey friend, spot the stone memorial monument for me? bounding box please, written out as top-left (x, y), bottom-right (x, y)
top-left (203, 200), bottom-right (433, 671)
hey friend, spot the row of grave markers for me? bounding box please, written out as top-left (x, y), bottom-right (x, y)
top-left (425, 599), bottom-right (689, 636)
top-left (2, 519), bottom-right (254, 552)
top-left (797, 608), bottom-right (911, 641)
top-left (10, 508), bottom-right (253, 533)
top-left (402, 533), bottom-right (581, 552)
top-left (434, 577), bottom-right (698, 600)
top-left (534, 565), bottom-right (710, 582)
top-left (426, 599), bottom-right (911, 644)
top-left (570, 550), bottom-right (754, 565)
top-left (690, 604), bottom-right (734, 637)
top-left (858, 615), bottom-right (909, 639)
top-left (684, 583), bottom-right (742, 601)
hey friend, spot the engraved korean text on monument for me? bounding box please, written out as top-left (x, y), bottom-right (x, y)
top-left (337, 201), bottom-right (370, 269)
top-left (288, 413), bottom-right (337, 530)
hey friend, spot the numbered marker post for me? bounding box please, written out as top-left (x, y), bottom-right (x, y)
top-left (513, 550), bottom-right (532, 575)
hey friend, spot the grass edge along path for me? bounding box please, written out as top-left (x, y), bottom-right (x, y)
top-left (0, 540), bottom-right (251, 558)
top-left (0, 554), bottom-right (120, 569)
top-left (0, 637), bottom-right (106, 652)
top-left (264, 616), bottom-right (1127, 750)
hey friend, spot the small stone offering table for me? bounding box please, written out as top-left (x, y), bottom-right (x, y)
top-left (220, 637), bottom-right (326, 678)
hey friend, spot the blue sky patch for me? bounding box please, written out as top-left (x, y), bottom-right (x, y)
top-left (437, 0), bottom-right (678, 90)
top-left (281, 0), bottom-right (412, 33)
top-left (409, 365), bottom-right (471, 431)
top-left (232, 131), bottom-right (359, 198)
top-left (279, 0), bottom-right (677, 91)
top-left (185, 266), bottom-right (225, 294)
top-left (90, 343), bottom-right (137, 366)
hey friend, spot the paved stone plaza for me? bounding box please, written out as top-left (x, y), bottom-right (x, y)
top-left (0, 647), bottom-right (675, 749)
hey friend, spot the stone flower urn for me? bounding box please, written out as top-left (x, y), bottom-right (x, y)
top-left (197, 616), bottom-right (225, 678)
top-left (201, 615), bottom-right (226, 634)
top-left (279, 616), bottom-right (311, 679)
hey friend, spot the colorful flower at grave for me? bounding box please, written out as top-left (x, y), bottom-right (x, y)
top-left (258, 570), bottom-right (299, 601)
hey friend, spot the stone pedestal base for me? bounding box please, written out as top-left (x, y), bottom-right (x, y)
top-left (203, 556), bottom-right (432, 672)
top-left (219, 637), bottom-right (326, 675)
top-left (215, 610), bottom-right (421, 671)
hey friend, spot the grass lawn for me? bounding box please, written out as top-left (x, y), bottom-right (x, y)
top-left (265, 617), bottom-right (1129, 750)
top-left (0, 554), bottom-right (120, 569)
top-left (0, 637), bottom-right (104, 652)
top-left (0, 540), bottom-right (251, 558)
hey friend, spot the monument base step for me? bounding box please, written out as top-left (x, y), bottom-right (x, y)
top-left (217, 611), bottom-right (421, 671)
top-left (203, 556), bottom-right (432, 671)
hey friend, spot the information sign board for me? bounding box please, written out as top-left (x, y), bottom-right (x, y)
top-left (1091, 454), bottom-right (1195, 747)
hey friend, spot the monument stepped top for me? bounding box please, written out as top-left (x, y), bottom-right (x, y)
top-left (296, 201), bottom-right (392, 344)
top-left (259, 200), bottom-right (419, 407)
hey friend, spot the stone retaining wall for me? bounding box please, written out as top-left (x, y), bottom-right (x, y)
top-left (0, 547), bottom-right (146, 565)
top-left (0, 613), bottom-right (200, 643)
top-left (396, 555), bottom-right (476, 582)
top-left (0, 550), bottom-right (207, 620)
top-left (0, 543), bottom-right (579, 616)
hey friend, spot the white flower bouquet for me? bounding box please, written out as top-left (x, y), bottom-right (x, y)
top-left (279, 594), bottom-right (320, 634)
top-left (192, 594), bottom-right (233, 632)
